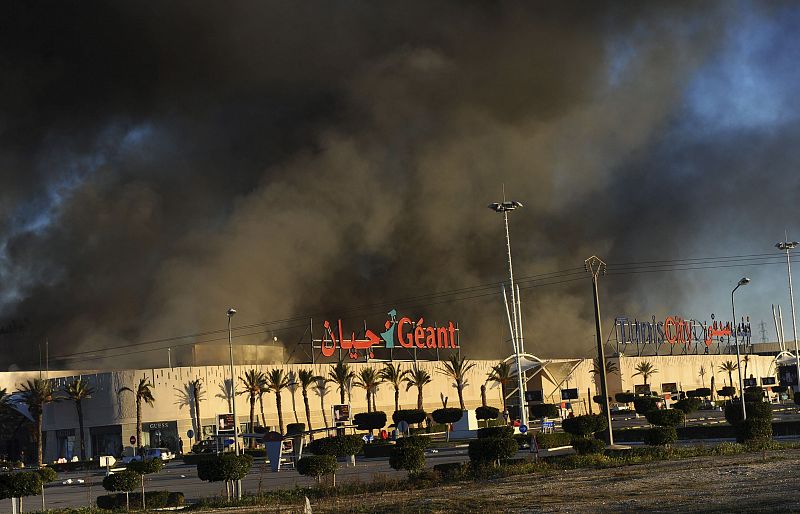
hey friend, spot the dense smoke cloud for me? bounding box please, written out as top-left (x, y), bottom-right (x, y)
top-left (1, 1), bottom-right (796, 369)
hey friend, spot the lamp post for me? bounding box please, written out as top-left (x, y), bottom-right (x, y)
top-left (585, 256), bottom-right (613, 446)
top-left (227, 307), bottom-right (242, 499)
top-left (776, 240), bottom-right (800, 391)
top-left (488, 199), bottom-right (527, 427)
top-left (732, 278), bottom-right (750, 420)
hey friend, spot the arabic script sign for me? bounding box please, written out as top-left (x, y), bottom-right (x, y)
top-left (614, 314), bottom-right (751, 348)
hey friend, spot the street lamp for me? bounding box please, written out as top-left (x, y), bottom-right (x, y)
top-left (226, 307), bottom-right (242, 499)
top-left (585, 256), bottom-right (614, 446)
top-left (487, 199), bottom-right (527, 427)
top-left (732, 278), bottom-right (750, 420)
top-left (776, 240), bottom-right (800, 391)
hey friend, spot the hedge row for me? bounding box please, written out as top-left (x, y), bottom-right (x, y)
top-left (534, 432), bottom-right (572, 449)
top-left (562, 414), bottom-right (607, 437)
top-left (468, 437), bottom-right (518, 464)
top-left (475, 406), bottom-right (500, 420)
top-left (477, 426), bottom-right (514, 439)
top-left (306, 435), bottom-right (364, 458)
top-left (571, 437), bottom-right (605, 455)
top-left (0, 472), bottom-right (42, 500)
top-left (354, 412), bottom-right (387, 431)
top-left (97, 491), bottom-right (184, 510)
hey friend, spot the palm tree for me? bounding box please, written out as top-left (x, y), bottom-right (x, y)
top-left (117, 377), bottom-right (155, 456)
top-left (403, 367), bottom-right (432, 410)
top-left (632, 361), bottom-right (658, 386)
top-left (238, 369), bottom-right (265, 445)
top-left (487, 361), bottom-right (514, 412)
top-left (328, 360), bottom-right (355, 405)
top-left (354, 367), bottom-right (383, 412)
top-left (480, 383), bottom-right (487, 407)
top-left (189, 379), bottom-right (205, 439)
top-left (264, 368), bottom-right (294, 434)
top-left (297, 369), bottom-right (320, 431)
top-left (63, 377), bottom-right (95, 461)
top-left (719, 360), bottom-right (738, 388)
top-left (287, 371), bottom-right (300, 424)
top-left (698, 366), bottom-right (707, 388)
top-left (313, 378), bottom-right (331, 428)
top-left (379, 363), bottom-right (408, 413)
top-left (16, 378), bottom-right (58, 466)
top-left (590, 357), bottom-right (619, 376)
top-left (743, 355), bottom-right (751, 381)
top-left (438, 354), bottom-right (476, 411)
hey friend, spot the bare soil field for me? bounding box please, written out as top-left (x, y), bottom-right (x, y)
top-left (202, 448), bottom-right (800, 513)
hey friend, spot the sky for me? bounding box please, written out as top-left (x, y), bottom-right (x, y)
top-left (2, 1), bottom-right (800, 369)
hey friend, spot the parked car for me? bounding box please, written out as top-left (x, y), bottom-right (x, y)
top-left (191, 438), bottom-right (220, 454)
top-left (122, 447), bottom-right (175, 464)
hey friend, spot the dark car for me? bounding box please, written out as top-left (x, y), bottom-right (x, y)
top-left (191, 439), bottom-right (219, 454)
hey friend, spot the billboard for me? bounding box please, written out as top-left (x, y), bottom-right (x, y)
top-left (217, 413), bottom-right (235, 432)
top-left (560, 388), bottom-right (578, 400)
top-left (525, 390), bottom-right (543, 403)
top-left (332, 404), bottom-right (350, 424)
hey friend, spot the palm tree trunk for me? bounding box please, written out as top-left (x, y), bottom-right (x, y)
top-left (500, 385), bottom-right (507, 412)
top-left (417, 386), bottom-right (423, 410)
top-left (394, 386), bottom-right (400, 413)
top-left (366, 391), bottom-right (371, 413)
top-left (303, 390), bottom-right (312, 431)
top-left (339, 386), bottom-right (345, 405)
top-left (194, 394), bottom-right (202, 441)
top-left (458, 386), bottom-right (465, 411)
top-left (480, 384), bottom-right (487, 408)
top-left (372, 391), bottom-right (377, 412)
top-left (136, 399), bottom-right (142, 456)
top-left (729, 372), bottom-right (733, 389)
top-left (320, 395), bottom-right (328, 428)
top-left (290, 391), bottom-right (299, 424)
top-left (259, 394), bottom-right (266, 427)
top-left (77, 400), bottom-right (86, 461)
top-left (36, 412), bottom-right (43, 467)
top-left (249, 397), bottom-right (256, 448)
top-left (276, 393), bottom-right (284, 434)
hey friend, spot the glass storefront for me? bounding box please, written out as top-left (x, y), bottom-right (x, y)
top-left (141, 421), bottom-right (179, 453)
top-left (90, 425), bottom-right (122, 458)
top-left (55, 429), bottom-right (76, 460)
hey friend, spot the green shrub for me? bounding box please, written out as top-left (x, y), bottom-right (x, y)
top-left (102, 470), bottom-right (138, 493)
top-left (286, 423), bottom-right (306, 436)
top-left (128, 458), bottom-right (164, 475)
top-left (393, 409), bottom-right (427, 425)
top-left (395, 436), bottom-right (431, 450)
top-left (477, 426), bottom-right (514, 439)
top-left (693, 387), bottom-right (712, 397)
top-left (196, 454), bottom-right (253, 483)
top-left (744, 387), bottom-right (764, 403)
top-left (644, 426), bottom-right (677, 446)
top-left (736, 417), bottom-right (773, 443)
top-left (307, 435), bottom-right (364, 457)
top-left (243, 448), bottom-right (266, 458)
top-left (475, 406), bottom-right (501, 420)
top-left (0, 472), bottom-right (42, 500)
top-left (409, 423), bottom-right (448, 435)
top-left (389, 446), bottom-right (425, 474)
top-left (50, 460), bottom-right (97, 472)
top-left (673, 398), bottom-right (701, 414)
top-left (719, 386), bottom-right (736, 398)
top-left (633, 396), bottom-right (658, 415)
top-left (615, 392), bottom-right (635, 404)
top-left (354, 411), bottom-right (387, 431)
top-left (571, 437), bottom-right (605, 455)
top-left (182, 453), bottom-right (216, 465)
top-left (97, 490), bottom-right (184, 510)
top-left (296, 455), bottom-right (337, 481)
top-left (432, 408), bottom-right (463, 425)
top-left (530, 403), bottom-right (559, 419)
top-left (562, 414), bottom-right (607, 437)
top-left (645, 409), bottom-right (685, 427)
top-left (725, 401), bottom-right (771, 425)
top-left (468, 437), bottom-right (518, 464)
top-left (773, 385), bottom-right (788, 394)
top-left (534, 431), bottom-right (572, 449)
top-left (432, 462), bottom-right (467, 480)
top-left (35, 467), bottom-right (58, 483)
top-left (363, 443), bottom-right (395, 458)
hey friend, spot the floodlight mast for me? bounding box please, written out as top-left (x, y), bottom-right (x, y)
top-left (776, 240), bottom-right (800, 392)
top-left (487, 199), bottom-right (527, 427)
top-left (732, 278), bottom-right (750, 420)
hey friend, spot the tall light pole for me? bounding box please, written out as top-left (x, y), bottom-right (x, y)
top-left (776, 240), bottom-right (800, 391)
top-left (227, 307), bottom-right (242, 500)
top-left (732, 278), bottom-right (750, 420)
top-left (585, 256), bottom-right (613, 446)
top-left (488, 199), bottom-right (527, 427)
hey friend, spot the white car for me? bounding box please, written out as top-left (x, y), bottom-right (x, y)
top-left (122, 448), bottom-right (175, 464)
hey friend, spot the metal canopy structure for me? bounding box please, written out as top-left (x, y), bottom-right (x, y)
top-left (501, 353), bottom-right (583, 399)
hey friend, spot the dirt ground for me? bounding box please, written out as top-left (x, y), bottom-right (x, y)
top-left (204, 448), bottom-right (800, 513)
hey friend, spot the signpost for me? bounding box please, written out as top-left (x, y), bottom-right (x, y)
top-left (518, 424), bottom-right (528, 434)
top-left (217, 413), bottom-right (235, 432)
top-left (129, 436), bottom-right (136, 445)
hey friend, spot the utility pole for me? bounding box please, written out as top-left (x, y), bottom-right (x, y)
top-left (227, 308), bottom-right (242, 500)
top-left (585, 256), bottom-right (614, 446)
top-left (758, 321), bottom-right (768, 344)
top-left (776, 239), bottom-right (800, 392)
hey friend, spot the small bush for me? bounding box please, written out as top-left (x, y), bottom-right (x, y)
top-left (395, 436), bottom-right (431, 450)
top-left (673, 398), bottom-right (701, 415)
top-left (393, 409), bottom-right (427, 425)
top-left (307, 435), bottom-right (364, 457)
top-left (719, 386), bottom-right (736, 398)
top-left (97, 490), bottom-right (184, 510)
top-left (35, 467), bottom-right (58, 483)
top-left (196, 453), bottom-right (253, 483)
top-left (50, 460), bottom-right (97, 472)
top-left (530, 403), bottom-right (560, 419)
top-left (725, 401), bottom-right (771, 425)
top-left (433, 462), bottom-right (467, 480)
top-left (534, 431), bottom-right (572, 449)
top-left (645, 409), bottom-right (685, 427)
top-left (633, 396), bottom-right (658, 415)
top-left (571, 437), bottom-right (605, 455)
top-left (562, 414), bottom-right (607, 437)
top-left (182, 453), bottom-right (216, 465)
top-left (744, 387), bottom-right (764, 403)
top-left (475, 406), bottom-right (501, 420)
top-left (615, 392), bottom-right (635, 404)
top-left (389, 446), bottom-right (425, 474)
top-left (354, 411), bottom-right (387, 431)
top-left (468, 437), bottom-right (518, 464)
top-left (432, 408), bottom-right (463, 425)
top-left (296, 455), bottom-right (337, 481)
top-left (477, 426), bottom-right (514, 439)
top-left (286, 423), bottom-right (306, 436)
top-left (0, 472), bottom-right (42, 500)
top-left (102, 470), bottom-right (138, 492)
top-left (644, 426), bottom-right (677, 446)
top-left (736, 417), bottom-right (773, 443)
top-left (692, 388), bottom-right (712, 397)
top-left (128, 458), bottom-right (164, 475)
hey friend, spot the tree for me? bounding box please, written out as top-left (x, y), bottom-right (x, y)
top-left (102, 470), bottom-right (137, 511)
top-left (403, 367), bottom-right (432, 411)
top-left (63, 377), bottom-right (95, 461)
top-left (35, 467), bottom-right (57, 512)
top-left (379, 363), bottom-right (408, 414)
top-left (742, 355), bottom-right (751, 382)
top-left (15, 378), bottom-right (59, 467)
top-left (197, 454), bottom-right (252, 502)
top-left (438, 354), bottom-right (476, 411)
top-left (313, 378), bottom-right (330, 428)
top-left (632, 361), bottom-right (658, 386)
top-left (128, 458), bottom-right (163, 510)
top-left (238, 369), bottom-right (266, 444)
top-left (264, 368), bottom-right (294, 434)
top-left (354, 367), bottom-right (382, 413)
top-left (188, 379), bottom-right (204, 441)
top-left (297, 370), bottom-right (320, 433)
top-left (486, 361), bottom-right (514, 412)
top-left (328, 360), bottom-right (355, 405)
top-left (118, 377), bottom-right (155, 456)
top-left (590, 357), bottom-right (619, 376)
top-left (718, 361), bottom-right (738, 388)
top-left (698, 365), bottom-right (707, 388)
